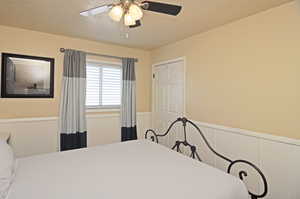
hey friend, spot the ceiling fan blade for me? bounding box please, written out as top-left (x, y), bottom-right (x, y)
top-left (80, 4), bottom-right (112, 16)
top-left (129, 20), bottom-right (142, 28)
top-left (142, 1), bottom-right (182, 16)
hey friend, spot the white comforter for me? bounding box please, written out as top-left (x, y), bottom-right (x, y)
top-left (8, 140), bottom-right (248, 199)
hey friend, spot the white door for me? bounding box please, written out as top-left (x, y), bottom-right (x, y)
top-left (153, 59), bottom-right (185, 148)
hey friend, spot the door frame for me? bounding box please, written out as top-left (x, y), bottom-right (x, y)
top-left (151, 57), bottom-right (186, 128)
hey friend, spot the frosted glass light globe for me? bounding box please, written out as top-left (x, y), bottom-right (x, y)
top-left (109, 5), bottom-right (124, 22)
top-left (129, 4), bottom-right (143, 20)
top-left (124, 13), bottom-right (136, 26)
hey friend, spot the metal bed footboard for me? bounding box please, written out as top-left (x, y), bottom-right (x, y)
top-left (145, 117), bottom-right (268, 199)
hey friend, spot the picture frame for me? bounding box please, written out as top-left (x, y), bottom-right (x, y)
top-left (1, 53), bottom-right (54, 98)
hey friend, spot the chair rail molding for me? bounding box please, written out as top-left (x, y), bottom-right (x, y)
top-left (192, 120), bottom-right (300, 147)
top-left (0, 112), bottom-right (151, 123)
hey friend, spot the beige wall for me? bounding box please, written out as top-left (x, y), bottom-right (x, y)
top-left (0, 25), bottom-right (151, 118)
top-left (151, 2), bottom-right (300, 139)
top-left (1, 2), bottom-right (299, 140)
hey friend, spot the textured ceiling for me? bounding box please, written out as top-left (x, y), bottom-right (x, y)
top-left (0, 0), bottom-right (293, 49)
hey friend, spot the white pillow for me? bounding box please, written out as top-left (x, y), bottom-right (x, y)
top-left (0, 140), bottom-right (15, 199)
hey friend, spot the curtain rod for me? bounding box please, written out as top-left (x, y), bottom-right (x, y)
top-left (59, 48), bottom-right (138, 62)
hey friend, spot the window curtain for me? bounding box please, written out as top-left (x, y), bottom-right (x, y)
top-left (59, 49), bottom-right (87, 151)
top-left (121, 58), bottom-right (137, 141)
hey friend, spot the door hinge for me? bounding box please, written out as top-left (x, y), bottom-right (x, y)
top-left (153, 74), bottom-right (155, 79)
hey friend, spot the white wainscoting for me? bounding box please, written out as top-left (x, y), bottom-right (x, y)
top-left (1, 112), bottom-right (299, 198)
top-left (0, 112), bottom-right (151, 157)
top-left (180, 120), bottom-right (300, 199)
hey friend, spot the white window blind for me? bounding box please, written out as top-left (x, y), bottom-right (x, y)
top-left (86, 62), bottom-right (121, 108)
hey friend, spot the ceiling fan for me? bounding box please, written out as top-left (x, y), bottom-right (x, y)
top-left (80, 0), bottom-right (182, 28)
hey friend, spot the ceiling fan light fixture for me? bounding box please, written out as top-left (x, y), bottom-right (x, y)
top-left (108, 5), bottom-right (124, 22)
top-left (80, 1), bottom-right (182, 28)
top-left (129, 3), bottom-right (143, 20)
top-left (124, 13), bottom-right (136, 26)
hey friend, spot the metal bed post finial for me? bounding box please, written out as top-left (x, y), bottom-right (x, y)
top-left (145, 117), bottom-right (268, 199)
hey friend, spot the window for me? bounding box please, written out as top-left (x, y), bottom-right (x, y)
top-left (86, 61), bottom-right (122, 109)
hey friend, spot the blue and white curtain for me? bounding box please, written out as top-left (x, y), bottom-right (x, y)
top-left (121, 58), bottom-right (137, 141)
top-left (59, 49), bottom-right (87, 151)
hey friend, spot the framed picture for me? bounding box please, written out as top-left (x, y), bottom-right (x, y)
top-left (1, 53), bottom-right (54, 98)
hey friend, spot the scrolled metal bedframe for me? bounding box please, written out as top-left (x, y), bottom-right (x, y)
top-left (145, 117), bottom-right (268, 199)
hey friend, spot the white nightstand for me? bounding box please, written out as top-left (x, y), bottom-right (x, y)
top-left (0, 132), bottom-right (11, 144)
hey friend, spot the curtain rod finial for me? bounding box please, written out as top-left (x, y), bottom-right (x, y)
top-left (60, 48), bottom-right (65, 53)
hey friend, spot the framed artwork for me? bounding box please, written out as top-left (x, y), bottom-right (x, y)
top-left (1, 53), bottom-right (54, 98)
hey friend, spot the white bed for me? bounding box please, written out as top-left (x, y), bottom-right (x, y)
top-left (7, 140), bottom-right (248, 199)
